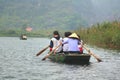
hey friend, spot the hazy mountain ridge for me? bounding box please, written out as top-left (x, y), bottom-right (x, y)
top-left (0, 0), bottom-right (120, 31)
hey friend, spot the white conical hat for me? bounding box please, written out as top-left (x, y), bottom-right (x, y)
top-left (69, 33), bottom-right (79, 39)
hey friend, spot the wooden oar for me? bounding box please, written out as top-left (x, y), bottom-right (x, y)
top-left (36, 45), bottom-right (50, 56)
top-left (42, 44), bottom-right (62, 60)
top-left (83, 45), bottom-right (102, 62)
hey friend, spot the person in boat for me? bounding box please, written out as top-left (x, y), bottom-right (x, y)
top-left (61, 33), bottom-right (82, 54)
top-left (77, 35), bottom-right (83, 53)
top-left (22, 34), bottom-right (27, 39)
top-left (49, 31), bottom-right (63, 53)
top-left (20, 34), bottom-right (27, 40)
top-left (62, 32), bottom-right (72, 53)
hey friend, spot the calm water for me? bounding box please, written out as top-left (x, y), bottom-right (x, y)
top-left (0, 37), bottom-right (120, 80)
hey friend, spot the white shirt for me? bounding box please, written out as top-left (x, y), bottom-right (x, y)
top-left (62, 37), bottom-right (69, 51)
top-left (51, 37), bottom-right (62, 52)
top-left (62, 38), bottom-right (80, 51)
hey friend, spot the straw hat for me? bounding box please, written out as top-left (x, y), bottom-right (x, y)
top-left (69, 33), bottom-right (79, 39)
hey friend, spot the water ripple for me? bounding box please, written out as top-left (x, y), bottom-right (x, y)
top-left (0, 37), bottom-right (120, 80)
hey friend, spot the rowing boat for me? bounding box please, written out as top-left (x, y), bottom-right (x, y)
top-left (48, 53), bottom-right (91, 65)
top-left (20, 34), bottom-right (27, 40)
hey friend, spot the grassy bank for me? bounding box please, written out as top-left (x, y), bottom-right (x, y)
top-left (75, 21), bottom-right (120, 50)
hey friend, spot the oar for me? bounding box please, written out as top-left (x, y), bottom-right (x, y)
top-left (42, 44), bottom-right (62, 61)
top-left (36, 45), bottom-right (50, 56)
top-left (83, 45), bottom-right (102, 62)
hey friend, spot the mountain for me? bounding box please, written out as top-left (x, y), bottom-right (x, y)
top-left (0, 0), bottom-right (120, 31)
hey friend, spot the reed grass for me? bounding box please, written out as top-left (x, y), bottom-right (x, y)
top-left (75, 21), bottom-right (120, 50)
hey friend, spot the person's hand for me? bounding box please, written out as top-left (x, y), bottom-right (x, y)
top-left (59, 41), bottom-right (62, 45)
top-left (54, 50), bottom-right (56, 55)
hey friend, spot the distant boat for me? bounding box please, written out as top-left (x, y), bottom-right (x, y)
top-left (20, 34), bottom-right (27, 40)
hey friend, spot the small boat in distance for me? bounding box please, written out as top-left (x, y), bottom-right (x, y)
top-left (20, 34), bottom-right (27, 40)
top-left (48, 53), bottom-right (91, 65)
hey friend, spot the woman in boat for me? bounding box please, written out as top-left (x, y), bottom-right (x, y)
top-left (62, 32), bottom-right (72, 53)
top-left (49, 31), bottom-right (63, 53)
top-left (62, 33), bottom-right (81, 54)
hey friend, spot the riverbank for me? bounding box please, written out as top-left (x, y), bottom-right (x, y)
top-left (0, 28), bottom-right (66, 38)
top-left (75, 21), bottom-right (120, 50)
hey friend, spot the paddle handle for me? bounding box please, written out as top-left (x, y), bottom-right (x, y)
top-left (83, 45), bottom-right (102, 62)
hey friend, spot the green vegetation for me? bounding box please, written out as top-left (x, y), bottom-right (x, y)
top-left (0, 28), bottom-right (62, 37)
top-left (0, 0), bottom-right (91, 37)
top-left (75, 21), bottom-right (120, 50)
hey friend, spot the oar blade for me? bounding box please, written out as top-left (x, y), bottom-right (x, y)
top-left (36, 45), bottom-right (49, 56)
top-left (97, 58), bottom-right (102, 62)
top-left (83, 45), bottom-right (102, 62)
top-left (41, 52), bottom-right (52, 61)
top-left (42, 58), bottom-right (46, 60)
top-left (36, 50), bottom-right (45, 56)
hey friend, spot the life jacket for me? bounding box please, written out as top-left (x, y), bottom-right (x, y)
top-left (51, 37), bottom-right (62, 52)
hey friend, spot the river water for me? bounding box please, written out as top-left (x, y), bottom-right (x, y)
top-left (0, 37), bottom-right (120, 80)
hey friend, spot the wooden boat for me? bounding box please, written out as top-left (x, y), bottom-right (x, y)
top-left (48, 53), bottom-right (91, 65)
top-left (20, 34), bottom-right (27, 40)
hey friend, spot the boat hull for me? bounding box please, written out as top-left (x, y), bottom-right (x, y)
top-left (49, 53), bottom-right (91, 65)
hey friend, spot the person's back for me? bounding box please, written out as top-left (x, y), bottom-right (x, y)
top-left (49, 31), bottom-right (62, 53)
top-left (62, 33), bottom-right (80, 53)
top-left (51, 37), bottom-right (62, 52)
top-left (67, 38), bottom-right (80, 52)
top-left (62, 32), bottom-right (72, 52)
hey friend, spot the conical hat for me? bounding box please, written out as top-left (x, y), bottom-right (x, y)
top-left (69, 33), bottom-right (79, 39)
